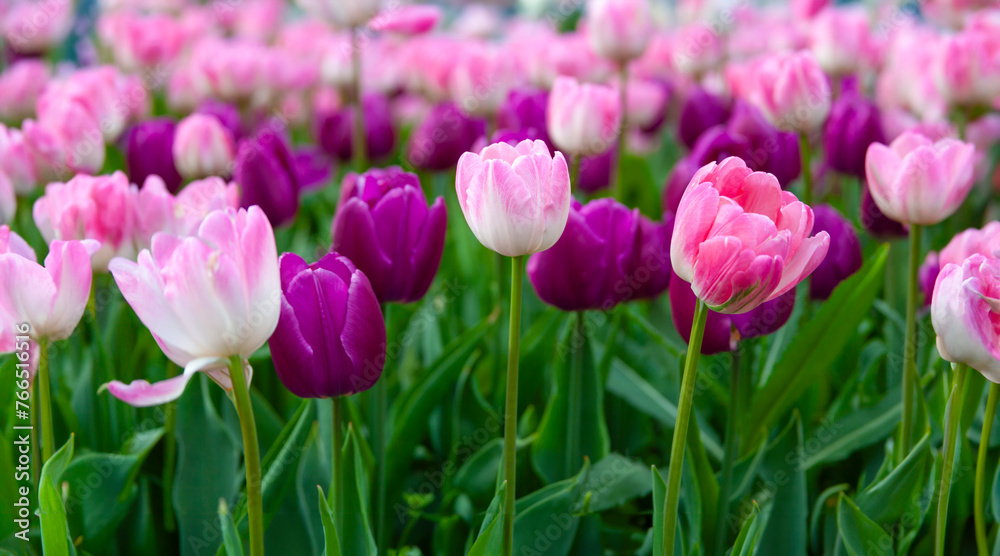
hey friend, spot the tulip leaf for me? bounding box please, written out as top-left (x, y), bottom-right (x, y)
top-left (578, 453), bottom-right (651, 514)
top-left (218, 499), bottom-right (244, 556)
top-left (800, 387), bottom-right (903, 470)
top-left (453, 436), bottom-right (530, 506)
top-left (651, 465), bottom-right (668, 556)
top-left (730, 501), bottom-right (764, 556)
top-left (512, 462), bottom-right (587, 556)
top-left (341, 425), bottom-right (377, 556)
top-left (749, 244), bottom-right (889, 446)
top-left (317, 486), bottom-right (342, 556)
top-left (837, 493), bottom-right (895, 556)
top-left (856, 433), bottom-right (931, 525)
top-left (39, 435), bottom-right (76, 556)
top-left (532, 313), bottom-right (610, 484)
top-left (757, 414), bottom-right (807, 556)
top-left (467, 482), bottom-right (506, 556)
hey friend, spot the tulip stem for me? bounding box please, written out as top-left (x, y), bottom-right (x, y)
top-left (332, 397), bottom-right (344, 540)
top-left (899, 224), bottom-right (922, 462)
top-left (663, 300), bottom-right (708, 556)
top-left (713, 342), bottom-right (741, 556)
top-left (612, 63), bottom-right (629, 200)
top-left (799, 132), bottom-right (813, 205)
top-left (37, 338), bottom-right (54, 465)
top-left (975, 383), bottom-right (999, 556)
top-left (570, 156), bottom-right (581, 194)
top-left (229, 355), bottom-right (264, 556)
top-left (936, 363), bottom-right (969, 556)
top-left (501, 255), bottom-right (525, 556)
top-left (163, 363), bottom-right (179, 532)
top-left (374, 376), bottom-right (387, 552)
top-left (351, 26), bottom-right (367, 172)
top-left (565, 311), bottom-right (585, 478)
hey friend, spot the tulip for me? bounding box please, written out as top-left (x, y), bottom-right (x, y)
top-left (678, 87), bottom-right (731, 149)
top-left (173, 114), bottom-right (236, 180)
top-left (527, 199), bottom-right (671, 312)
top-left (331, 167), bottom-right (447, 304)
top-left (0, 59), bottom-right (49, 123)
top-left (670, 270), bottom-right (796, 355)
top-left (625, 78), bottom-right (669, 131)
top-left (585, 0), bottom-right (652, 63)
top-left (810, 6), bottom-right (874, 78)
top-left (935, 30), bottom-right (1000, 109)
top-left (97, 11), bottom-right (189, 71)
top-left (316, 94), bottom-right (396, 163)
top-left (234, 128), bottom-right (301, 227)
top-left (726, 101), bottom-right (802, 188)
top-left (671, 156), bottom-right (830, 313)
top-left (922, 222), bottom-right (1000, 304)
top-left (547, 76), bottom-right (621, 159)
top-left (746, 51), bottom-right (831, 134)
top-left (20, 119), bottom-right (67, 184)
top-left (39, 66), bottom-right (140, 143)
top-left (865, 131), bottom-right (976, 226)
top-left (269, 251), bottom-right (386, 398)
top-left (920, 252), bottom-right (941, 306)
top-left (33, 171), bottom-right (138, 272)
top-left (1, 0), bottom-right (73, 55)
top-left (35, 96), bottom-right (105, 175)
top-left (134, 175), bottom-right (240, 250)
top-left (497, 89), bottom-right (551, 151)
top-left (809, 205), bottom-right (862, 300)
top-left (823, 82), bottom-right (885, 178)
top-left (369, 4), bottom-right (441, 35)
top-left (124, 118), bottom-right (183, 193)
top-left (407, 102), bottom-right (485, 171)
top-left (577, 148), bottom-right (616, 194)
top-left (456, 139), bottom-right (571, 257)
top-left (0, 124), bottom-right (39, 194)
top-left (859, 183), bottom-right (907, 238)
top-left (450, 42), bottom-right (520, 118)
top-left (196, 101), bottom-right (244, 143)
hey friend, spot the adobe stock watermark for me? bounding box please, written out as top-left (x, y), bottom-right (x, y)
top-left (11, 323), bottom-right (34, 542)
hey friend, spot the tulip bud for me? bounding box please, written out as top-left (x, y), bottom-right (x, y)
top-left (934, 30), bottom-right (1000, 109)
top-left (316, 93), bottom-right (396, 163)
top-left (173, 113), bottom-right (236, 180)
top-left (331, 167), bottom-right (447, 304)
top-left (124, 118), bottom-right (183, 193)
top-left (809, 205), bottom-right (862, 300)
top-left (234, 129), bottom-right (300, 227)
top-left (456, 139), bottom-right (571, 257)
top-left (577, 148), bottom-right (617, 194)
top-left (0, 59), bottom-right (49, 123)
top-left (746, 51), bottom-right (831, 133)
top-left (810, 6), bottom-right (874, 78)
top-left (864, 131), bottom-right (975, 225)
top-left (269, 252), bottom-right (386, 398)
top-left (922, 222), bottom-right (1000, 305)
top-left (196, 101), bottom-right (244, 143)
top-left (932, 255), bottom-right (1000, 382)
top-left (450, 42), bottom-right (520, 117)
top-left (497, 88), bottom-right (552, 151)
top-left (822, 82), bottom-right (885, 179)
top-left (585, 0), bottom-right (652, 63)
top-left (547, 76), bottom-right (621, 158)
top-left (678, 87), bottom-right (731, 149)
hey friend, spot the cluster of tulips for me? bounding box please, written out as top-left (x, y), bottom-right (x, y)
top-left (2, 0), bottom-right (1000, 554)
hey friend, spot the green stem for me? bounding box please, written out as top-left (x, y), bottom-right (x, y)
top-left (900, 224), bottom-right (922, 462)
top-left (332, 397), bottom-right (344, 540)
top-left (163, 363), bottom-right (179, 532)
top-left (565, 312), bottom-right (584, 478)
top-left (799, 133), bottom-right (813, 206)
top-left (935, 364), bottom-right (969, 556)
top-left (975, 383), bottom-right (1000, 556)
top-left (228, 355), bottom-right (264, 556)
top-left (612, 63), bottom-right (629, 200)
top-left (713, 343), bottom-right (741, 556)
top-left (373, 370), bottom-right (387, 552)
top-left (570, 155), bottom-right (581, 195)
top-left (37, 338), bottom-right (54, 464)
top-left (501, 255), bottom-right (525, 556)
top-left (351, 26), bottom-right (367, 172)
top-left (663, 300), bottom-right (709, 556)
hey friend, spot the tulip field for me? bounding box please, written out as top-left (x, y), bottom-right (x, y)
top-left (4, 0), bottom-right (1000, 555)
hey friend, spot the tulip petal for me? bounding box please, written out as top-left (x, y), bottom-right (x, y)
top-left (670, 182), bottom-right (720, 282)
top-left (770, 231), bottom-right (831, 300)
top-left (103, 356), bottom-right (227, 407)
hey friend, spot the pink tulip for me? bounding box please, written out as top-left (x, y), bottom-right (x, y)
top-left (670, 157), bottom-right (830, 314)
top-left (864, 131), bottom-right (976, 225)
top-left (20, 119), bottom-right (68, 183)
top-left (134, 175), bottom-right (241, 250)
top-left (104, 206), bottom-right (280, 407)
top-left (625, 78), bottom-right (669, 130)
top-left (39, 66), bottom-right (139, 143)
top-left (924, 0), bottom-right (997, 28)
top-left (746, 51), bottom-right (831, 133)
top-left (33, 171), bottom-right (139, 271)
top-left (369, 4), bottom-right (440, 35)
top-left (187, 39), bottom-right (269, 104)
top-left (0, 60), bottom-right (50, 123)
top-left (547, 76), bottom-right (621, 158)
top-left (455, 139), bottom-right (571, 257)
top-left (934, 30), bottom-right (1000, 109)
top-left (0, 225), bottom-right (98, 342)
top-left (173, 114), bottom-right (236, 179)
top-left (35, 96), bottom-right (105, 175)
top-left (1, 0), bottom-right (74, 55)
top-left (586, 0), bottom-right (652, 63)
top-left (810, 7), bottom-right (875, 78)
top-left (876, 25), bottom-right (947, 122)
top-left (97, 11), bottom-right (189, 71)
top-left (0, 172), bottom-right (14, 224)
top-left (539, 32), bottom-right (613, 87)
top-left (450, 42), bottom-right (520, 117)
top-left (672, 23), bottom-right (725, 77)
top-left (932, 255), bottom-right (1000, 382)
top-left (452, 5), bottom-right (500, 39)
top-left (0, 124), bottom-right (40, 194)
top-left (404, 35), bottom-right (462, 101)
top-left (940, 222), bottom-right (1000, 268)
top-left (792, 0), bottom-right (830, 20)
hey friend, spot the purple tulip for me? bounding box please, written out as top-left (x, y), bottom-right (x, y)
top-left (919, 251), bottom-right (940, 306)
top-left (527, 198), bottom-right (672, 311)
top-left (669, 269), bottom-right (796, 355)
top-left (406, 101), bottom-right (485, 171)
top-left (270, 252), bottom-right (387, 398)
top-left (316, 93), bottom-right (396, 162)
top-left (497, 88), bottom-right (552, 151)
top-left (577, 147), bottom-right (616, 193)
top-left (235, 128), bottom-right (300, 227)
top-left (196, 101), bottom-right (245, 143)
top-left (727, 100), bottom-right (801, 188)
top-left (331, 166), bottom-right (447, 304)
top-left (809, 205), bottom-right (862, 300)
top-left (860, 182), bottom-right (907, 238)
top-left (124, 118), bottom-right (183, 193)
top-left (822, 82), bottom-right (885, 178)
top-left (678, 86), bottom-right (730, 149)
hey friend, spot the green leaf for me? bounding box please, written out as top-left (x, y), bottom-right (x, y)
top-left (801, 388), bottom-right (902, 470)
top-left (512, 463), bottom-right (586, 556)
top-left (651, 466), bottom-right (667, 556)
top-left (579, 453), bottom-right (651, 514)
top-left (218, 499), bottom-right (244, 556)
top-left (758, 414), bottom-right (807, 556)
top-left (730, 502), bottom-right (764, 556)
top-left (749, 245), bottom-right (888, 445)
top-left (836, 493), bottom-right (894, 556)
top-left (856, 433), bottom-right (931, 524)
top-left (342, 425), bottom-right (377, 556)
top-left (532, 316), bottom-right (609, 483)
top-left (809, 484), bottom-right (849, 554)
top-left (467, 482), bottom-right (506, 556)
top-left (39, 435), bottom-right (76, 556)
top-left (317, 486), bottom-right (342, 556)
